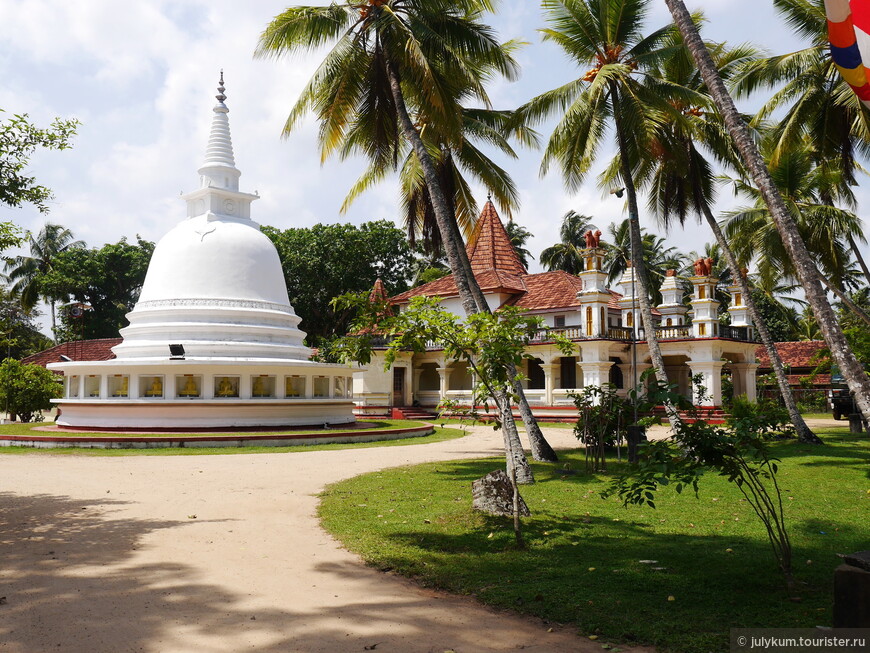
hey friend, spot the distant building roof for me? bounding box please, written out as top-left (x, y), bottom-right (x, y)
top-left (22, 338), bottom-right (122, 368)
top-left (756, 340), bottom-right (827, 370)
top-left (391, 201), bottom-right (636, 315)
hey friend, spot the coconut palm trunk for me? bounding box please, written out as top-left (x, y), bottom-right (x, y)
top-left (439, 191), bottom-right (558, 460)
top-left (664, 0), bottom-right (870, 424)
top-left (816, 273), bottom-right (870, 327)
top-left (847, 234), bottom-right (870, 287)
top-left (384, 60), bottom-right (535, 482)
top-left (611, 84), bottom-right (682, 427)
top-left (700, 205), bottom-right (821, 444)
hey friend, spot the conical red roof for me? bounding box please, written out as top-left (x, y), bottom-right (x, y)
top-left (369, 278), bottom-right (389, 303)
top-left (466, 200), bottom-right (528, 276)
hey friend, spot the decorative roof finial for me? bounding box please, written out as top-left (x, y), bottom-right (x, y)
top-left (216, 70), bottom-right (226, 105)
top-left (487, 190), bottom-right (492, 202)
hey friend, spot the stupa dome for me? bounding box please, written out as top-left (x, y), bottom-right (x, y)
top-left (111, 75), bottom-right (311, 361)
top-left (137, 215), bottom-right (290, 306)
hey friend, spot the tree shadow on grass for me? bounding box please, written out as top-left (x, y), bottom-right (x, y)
top-left (351, 509), bottom-right (866, 653)
top-left (428, 451), bottom-right (621, 487)
top-left (0, 491), bottom-right (583, 653)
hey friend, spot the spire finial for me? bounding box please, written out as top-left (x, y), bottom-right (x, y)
top-left (216, 70), bottom-right (226, 104)
top-left (487, 191), bottom-right (492, 202)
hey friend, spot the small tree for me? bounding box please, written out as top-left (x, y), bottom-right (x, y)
top-left (606, 377), bottom-right (796, 588)
top-left (572, 383), bottom-right (632, 472)
top-left (0, 358), bottom-right (62, 423)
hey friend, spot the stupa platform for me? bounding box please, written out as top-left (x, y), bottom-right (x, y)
top-left (0, 421), bottom-right (434, 449)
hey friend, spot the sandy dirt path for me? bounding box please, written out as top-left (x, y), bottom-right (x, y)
top-left (0, 425), bottom-right (657, 653)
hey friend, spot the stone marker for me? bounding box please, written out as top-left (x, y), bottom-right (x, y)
top-left (472, 470), bottom-right (530, 517)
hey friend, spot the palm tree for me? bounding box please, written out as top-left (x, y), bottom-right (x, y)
top-left (662, 0), bottom-right (870, 426)
top-left (516, 0), bottom-right (693, 425)
top-left (4, 223), bottom-right (83, 341)
top-left (257, 1), bottom-right (548, 478)
top-left (722, 133), bottom-right (870, 328)
top-left (539, 210), bottom-right (593, 274)
top-left (389, 108), bottom-right (538, 254)
top-left (722, 135), bottom-right (863, 291)
top-left (603, 219), bottom-right (686, 300)
top-left (730, 0), bottom-right (870, 287)
top-left (612, 25), bottom-right (822, 443)
top-left (504, 220), bottom-right (534, 270)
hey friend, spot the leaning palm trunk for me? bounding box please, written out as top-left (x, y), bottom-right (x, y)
top-left (847, 234), bottom-right (870, 288)
top-left (664, 0), bottom-right (870, 424)
top-left (817, 273), bottom-right (870, 328)
top-left (513, 376), bottom-right (558, 461)
top-left (701, 206), bottom-right (822, 444)
top-left (440, 186), bottom-right (558, 460)
top-left (611, 84), bottom-right (682, 428)
top-left (384, 60), bottom-right (535, 482)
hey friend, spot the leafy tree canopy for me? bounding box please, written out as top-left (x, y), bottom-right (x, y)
top-left (263, 220), bottom-right (413, 345)
top-left (39, 237), bottom-right (155, 341)
top-left (0, 110), bottom-right (78, 213)
top-left (0, 358), bottom-right (62, 422)
top-left (0, 287), bottom-right (53, 359)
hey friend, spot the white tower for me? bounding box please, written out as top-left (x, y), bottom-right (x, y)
top-left (616, 262), bottom-right (642, 336)
top-left (577, 242), bottom-right (610, 337)
top-left (656, 269), bottom-right (688, 331)
top-left (688, 263), bottom-right (720, 338)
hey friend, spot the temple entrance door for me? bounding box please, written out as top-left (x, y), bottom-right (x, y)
top-left (392, 367), bottom-right (406, 406)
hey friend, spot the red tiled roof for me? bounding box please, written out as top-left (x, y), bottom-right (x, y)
top-left (783, 373), bottom-right (832, 386)
top-left (509, 271), bottom-right (583, 311)
top-left (756, 340), bottom-right (827, 370)
top-left (22, 338), bottom-right (122, 367)
top-left (466, 200), bottom-right (527, 276)
top-left (392, 269), bottom-right (527, 303)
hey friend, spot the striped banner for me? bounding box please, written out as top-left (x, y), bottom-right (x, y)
top-left (825, 0), bottom-right (870, 106)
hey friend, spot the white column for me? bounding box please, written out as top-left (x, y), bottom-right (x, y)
top-left (729, 362), bottom-right (759, 402)
top-left (436, 367), bottom-right (449, 402)
top-left (412, 367), bottom-right (423, 402)
top-left (687, 360), bottom-right (726, 406)
top-left (542, 362), bottom-right (559, 406)
top-left (579, 361), bottom-right (613, 389)
top-left (578, 361), bottom-right (613, 404)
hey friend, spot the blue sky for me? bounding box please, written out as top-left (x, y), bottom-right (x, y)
top-left (0, 0), bottom-right (861, 331)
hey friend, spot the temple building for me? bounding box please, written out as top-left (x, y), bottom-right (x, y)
top-left (353, 200), bottom-right (759, 418)
top-left (49, 77), bottom-right (356, 429)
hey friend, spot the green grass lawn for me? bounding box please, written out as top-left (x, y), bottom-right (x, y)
top-left (0, 420), bottom-right (465, 456)
top-left (319, 426), bottom-right (869, 653)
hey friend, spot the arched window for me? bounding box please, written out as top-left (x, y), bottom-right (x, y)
top-left (626, 312), bottom-right (634, 328)
top-left (586, 307), bottom-right (593, 336)
top-left (698, 285), bottom-right (707, 299)
top-left (600, 307), bottom-right (606, 335)
top-left (666, 318), bottom-right (672, 326)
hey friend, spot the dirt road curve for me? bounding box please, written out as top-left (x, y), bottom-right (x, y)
top-left (0, 425), bottom-right (655, 653)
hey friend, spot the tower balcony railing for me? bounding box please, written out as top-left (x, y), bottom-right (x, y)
top-left (364, 322), bottom-right (755, 350)
top-left (720, 325), bottom-right (754, 341)
top-left (529, 325), bottom-right (634, 343)
top-left (655, 324), bottom-right (692, 340)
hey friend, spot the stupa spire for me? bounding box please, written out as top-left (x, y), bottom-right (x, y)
top-left (198, 70), bottom-right (240, 191)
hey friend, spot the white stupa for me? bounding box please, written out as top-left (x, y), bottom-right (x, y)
top-left (50, 75), bottom-right (356, 429)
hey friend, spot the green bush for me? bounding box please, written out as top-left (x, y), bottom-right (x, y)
top-left (0, 358), bottom-right (62, 422)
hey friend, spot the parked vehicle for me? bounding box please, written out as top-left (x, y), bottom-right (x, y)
top-left (828, 366), bottom-right (854, 420)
